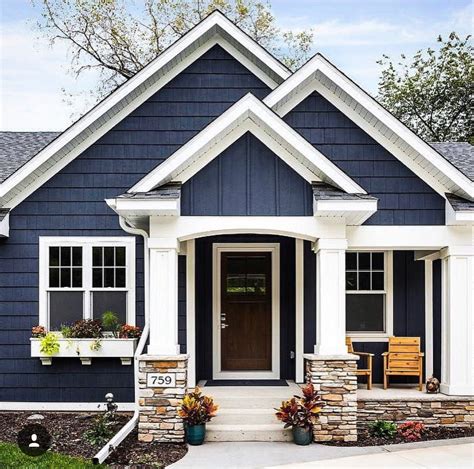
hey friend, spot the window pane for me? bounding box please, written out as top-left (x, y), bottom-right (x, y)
top-left (72, 247), bottom-right (82, 267)
top-left (92, 291), bottom-right (127, 325)
top-left (346, 294), bottom-right (384, 332)
top-left (116, 268), bottom-right (126, 288)
top-left (116, 247), bottom-right (126, 267)
top-left (72, 268), bottom-right (82, 288)
top-left (49, 291), bottom-right (83, 330)
top-left (61, 247), bottom-right (71, 266)
top-left (227, 274), bottom-right (246, 294)
top-left (93, 247), bottom-right (103, 267)
top-left (93, 268), bottom-right (103, 288)
top-left (49, 247), bottom-right (60, 267)
top-left (346, 252), bottom-right (357, 270)
top-left (346, 271), bottom-right (357, 290)
top-left (372, 252), bottom-right (384, 270)
top-left (358, 252), bottom-right (370, 270)
top-left (358, 272), bottom-right (370, 290)
top-left (372, 272), bottom-right (384, 290)
top-left (104, 268), bottom-right (115, 287)
top-left (49, 268), bottom-right (59, 288)
top-left (104, 247), bottom-right (114, 266)
top-left (60, 268), bottom-right (71, 288)
top-left (247, 273), bottom-right (266, 294)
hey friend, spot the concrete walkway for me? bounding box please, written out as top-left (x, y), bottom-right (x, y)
top-left (169, 437), bottom-right (474, 469)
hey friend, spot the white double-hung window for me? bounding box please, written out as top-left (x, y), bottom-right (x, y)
top-left (345, 251), bottom-right (393, 338)
top-left (39, 237), bottom-right (135, 330)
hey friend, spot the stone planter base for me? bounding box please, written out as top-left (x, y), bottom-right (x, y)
top-left (304, 353), bottom-right (359, 442)
top-left (138, 354), bottom-right (188, 443)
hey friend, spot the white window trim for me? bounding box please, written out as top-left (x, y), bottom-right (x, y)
top-left (346, 250), bottom-right (393, 341)
top-left (212, 243), bottom-right (280, 380)
top-left (39, 237), bottom-right (136, 330)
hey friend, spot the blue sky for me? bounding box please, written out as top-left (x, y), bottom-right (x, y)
top-left (1, 0), bottom-right (472, 130)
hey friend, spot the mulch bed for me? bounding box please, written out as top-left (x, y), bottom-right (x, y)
top-left (322, 426), bottom-right (474, 446)
top-left (0, 412), bottom-right (187, 467)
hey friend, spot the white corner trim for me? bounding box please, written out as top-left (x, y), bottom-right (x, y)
top-left (295, 239), bottom-right (304, 383)
top-left (130, 94), bottom-right (366, 194)
top-left (186, 239), bottom-right (196, 388)
top-left (212, 243), bottom-right (280, 380)
top-left (264, 54), bottom-right (473, 200)
top-left (0, 212), bottom-right (9, 237)
top-left (0, 11), bottom-right (289, 209)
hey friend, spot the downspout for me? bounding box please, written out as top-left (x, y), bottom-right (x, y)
top-left (93, 216), bottom-right (150, 464)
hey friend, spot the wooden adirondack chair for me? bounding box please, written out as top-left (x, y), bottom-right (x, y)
top-left (383, 337), bottom-right (424, 391)
top-left (346, 337), bottom-right (373, 390)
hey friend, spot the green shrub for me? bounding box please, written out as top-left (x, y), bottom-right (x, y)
top-left (368, 420), bottom-right (398, 439)
top-left (40, 333), bottom-right (60, 356)
top-left (102, 310), bottom-right (120, 336)
top-left (83, 414), bottom-right (115, 447)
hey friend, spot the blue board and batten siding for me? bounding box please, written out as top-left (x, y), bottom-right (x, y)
top-left (0, 45), bottom-right (270, 402)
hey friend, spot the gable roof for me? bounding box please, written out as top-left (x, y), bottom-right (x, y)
top-left (129, 93), bottom-right (366, 195)
top-left (264, 53), bottom-right (474, 201)
top-left (0, 11), bottom-right (289, 209)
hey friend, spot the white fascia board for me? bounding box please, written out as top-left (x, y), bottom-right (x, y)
top-left (131, 94), bottom-right (365, 194)
top-left (313, 199), bottom-right (377, 213)
top-left (446, 199), bottom-right (474, 225)
top-left (265, 54), bottom-right (474, 200)
top-left (107, 198), bottom-right (180, 217)
top-left (0, 212), bottom-right (9, 237)
top-left (0, 11), bottom-right (289, 208)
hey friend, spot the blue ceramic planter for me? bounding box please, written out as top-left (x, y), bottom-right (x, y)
top-left (292, 426), bottom-right (313, 445)
top-left (186, 424), bottom-right (206, 445)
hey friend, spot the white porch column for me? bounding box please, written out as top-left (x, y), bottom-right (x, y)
top-left (440, 246), bottom-right (474, 396)
top-left (314, 238), bottom-right (348, 356)
top-left (148, 238), bottom-right (181, 355)
top-left (424, 260), bottom-right (434, 380)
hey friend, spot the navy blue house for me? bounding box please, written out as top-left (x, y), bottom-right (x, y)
top-left (0, 11), bottom-right (473, 412)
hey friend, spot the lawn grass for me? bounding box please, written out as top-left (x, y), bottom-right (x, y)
top-left (0, 441), bottom-right (106, 468)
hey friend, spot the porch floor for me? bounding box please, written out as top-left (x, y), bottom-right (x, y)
top-left (357, 384), bottom-right (471, 401)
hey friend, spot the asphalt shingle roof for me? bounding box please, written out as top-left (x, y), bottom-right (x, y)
top-left (430, 142), bottom-right (474, 181)
top-left (445, 193), bottom-right (474, 212)
top-left (312, 182), bottom-right (377, 200)
top-left (0, 131), bottom-right (60, 183)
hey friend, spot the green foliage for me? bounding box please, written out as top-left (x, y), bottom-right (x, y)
top-left (90, 338), bottom-right (102, 351)
top-left (35, 0), bottom-right (314, 102)
top-left (368, 420), bottom-right (398, 439)
top-left (0, 441), bottom-right (105, 469)
top-left (102, 310), bottom-right (120, 335)
top-left (69, 319), bottom-right (103, 338)
top-left (83, 414), bottom-right (115, 447)
top-left (377, 33), bottom-right (473, 143)
top-left (60, 324), bottom-right (73, 338)
top-left (40, 332), bottom-right (60, 356)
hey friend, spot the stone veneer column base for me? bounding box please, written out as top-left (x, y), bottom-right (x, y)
top-left (304, 354), bottom-right (359, 442)
top-left (138, 354), bottom-right (188, 443)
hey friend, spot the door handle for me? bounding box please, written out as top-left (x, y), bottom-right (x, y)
top-left (221, 323), bottom-right (229, 329)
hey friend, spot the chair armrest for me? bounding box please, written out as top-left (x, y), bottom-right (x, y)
top-left (419, 352), bottom-right (425, 357)
top-left (353, 352), bottom-right (374, 357)
top-left (382, 352), bottom-right (389, 356)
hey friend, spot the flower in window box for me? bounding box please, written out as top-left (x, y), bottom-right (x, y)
top-left (119, 324), bottom-right (141, 339)
top-left (31, 325), bottom-right (47, 338)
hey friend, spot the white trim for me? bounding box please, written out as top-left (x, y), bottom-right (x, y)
top-left (107, 198), bottom-right (180, 217)
top-left (0, 11), bottom-right (289, 209)
top-left (295, 239), bottom-right (304, 383)
top-left (38, 237), bottom-right (136, 329)
top-left (130, 94), bottom-right (366, 195)
top-left (346, 251), bottom-right (394, 340)
top-left (445, 199), bottom-right (474, 226)
top-left (313, 198), bottom-right (377, 225)
top-left (264, 54), bottom-right (473, 200)
top-left (0, 402), bottom-right (135, 412)
top-left (425, 260), bottom-right (434, 379)
top-left (186, 239), bottom-right (196, 388)
top-left (212, 243), bottom-right (280, 380)
top-left (0, 212), bottom-right (9, 237)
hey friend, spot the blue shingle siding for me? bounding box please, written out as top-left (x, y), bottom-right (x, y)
top-left (0, 45), bottom-right (269, 402)
top-left (284, 92), bottom-right (445, 225)
top-left (181, 132), bottom-right (313, 216)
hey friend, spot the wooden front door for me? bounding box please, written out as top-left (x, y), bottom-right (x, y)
top-left (220, 252), bottom-right (272, 371)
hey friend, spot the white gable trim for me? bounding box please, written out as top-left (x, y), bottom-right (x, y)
top-left (264, 54), bottom-right (473, 201)
top-left (130, 94), bottom-right (366, 194)
top-left (0, 11), bottom-right (290, 209)
top-left (445, 200), bottom-right (474, 226)
top-left (0, 212), bottom-right (9, 237)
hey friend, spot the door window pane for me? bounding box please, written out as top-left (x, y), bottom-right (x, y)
top-left (346, 294), bottom-right (384, 332)
top-left (49, 291), bottom-right (84, 329)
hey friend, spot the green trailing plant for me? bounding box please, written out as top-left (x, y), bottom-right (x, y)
top-left (89, 338), bottom-right (102, 352)
top-left (40, 333), bottom-right (60, 356)
top-left (31, 325), bottom-right (47, 338)
top-left (368, 420), bottom-right (398, 439)
top-left (83, 414), bottom-right (115, 447)
top-left (398, 421), bottom-right (425, 441)
top-left (69, 319), bottom-right (102, 338)
top-left (101, 311), bottom-right (120, 337)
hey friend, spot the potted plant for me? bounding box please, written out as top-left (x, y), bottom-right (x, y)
top-left (101, 311), bottom-right (120, 337)
top-left (178, 387), bottom-right (218, 445)
top-left (275, 383), bottom-right (323, 445)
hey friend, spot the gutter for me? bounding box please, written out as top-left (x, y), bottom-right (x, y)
top-left (92, 216), bottom-right (150, 464)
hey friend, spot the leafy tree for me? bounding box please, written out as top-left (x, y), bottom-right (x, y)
top-left (377, 33), bottom-right (473, 143)
top-left (35, 0), bottom-right (314, 100)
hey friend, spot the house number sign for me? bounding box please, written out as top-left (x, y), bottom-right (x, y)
top-left (147, 372), bottom-right (176, 388)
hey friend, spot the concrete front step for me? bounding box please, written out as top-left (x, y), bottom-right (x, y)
top-left (212, 408), bottom-right (279, 425)
top-left (213, 396), bottom-right (287, 409)
top-left (205, 423), bottom-right (292, 442)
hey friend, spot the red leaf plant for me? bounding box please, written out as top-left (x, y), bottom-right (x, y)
top-left (31, 325), bottom-right (47, 338)
top-left (119, 324), bottom-right (142, 339)
top-left (275, 384), bottom-right (324, 429)
top-left (178, 387), bottom-right (218, 426)
top-left (398, 421), bottom-right (425, 441)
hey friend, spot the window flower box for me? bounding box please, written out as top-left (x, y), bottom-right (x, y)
top-left (30, 337), bottom-right (138, 366)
